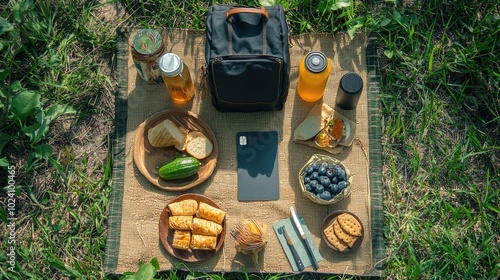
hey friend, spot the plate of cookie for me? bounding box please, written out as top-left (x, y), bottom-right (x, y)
top-left (158, 193), bottom-right (227, 262)
top-left (322, 210), bottom-right (364, 252)
top-left (133, 109), bottom-right (218, 191)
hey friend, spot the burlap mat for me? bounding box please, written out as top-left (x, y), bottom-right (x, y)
top-left (105, 29), bottom-right (385, 277)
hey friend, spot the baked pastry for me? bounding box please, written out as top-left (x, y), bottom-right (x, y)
top-left (190, 234), bottom-right (217, 250)
top-left (168, 215), bottom-right (193, 231)
top-left (176, 131), bottom-right (213, 159)
top-left (147, 119), bottom-right (185, 147)
top-left (197, 202), bottom-right (226, 224)
top-left (192, 217), bottom-right (223, 236)
top-left (168, 199), bottom-right (199, 216)
top-left (172, 230), bottom-right (191, 250)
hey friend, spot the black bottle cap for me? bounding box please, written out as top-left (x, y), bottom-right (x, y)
top-left (340, 72), bottom-right (363, 94)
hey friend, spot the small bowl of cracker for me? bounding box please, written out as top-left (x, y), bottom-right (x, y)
top-left (322, 210), bottom-right (364, 252)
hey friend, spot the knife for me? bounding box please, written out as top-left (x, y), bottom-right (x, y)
top-left (280, 226), bottom-right (305, 271)
top-left (290, 206), bottom-right (319, 270)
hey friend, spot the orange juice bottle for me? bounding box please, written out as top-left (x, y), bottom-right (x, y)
top-left (159, 53), bottom-right (195, 103)
top-left (297, 51), bottom-right (331, 102)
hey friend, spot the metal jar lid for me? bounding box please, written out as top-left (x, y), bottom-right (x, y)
top-left (132, 29), bottom-right (163, 55)
top-left (158, 53), bottom-right (183, 77)
top-left (305, 51), bottom-right (328, 73)
top-left (340, 72), bottom-right (363, 94)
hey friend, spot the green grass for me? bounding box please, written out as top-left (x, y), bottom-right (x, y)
top-left (1, 0), bottom-right (499, 279)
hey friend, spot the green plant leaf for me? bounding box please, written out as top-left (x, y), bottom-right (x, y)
top-left (0, 17), bottom-right (14, 35)
top-left (10, 81), bottom-right (24, 92)
top-left (28, 104), bottom-right (76, 143)
top-left (134, 263), bottom-right (157, 280)
top-left (34, 144), bottom-right (53, 158)
top-left (259, 0), bottom-right (277, 6)
top-left (0, 69), bottom-right (9, 81)
top-left (0, 132), bottom-right (10, 154)
top-left (384, 49), bottom-right (394, 58)
top-left (0, 157), bottom-right (9, 167)
top-left (10, 91), bottom-right (41, 121)
top-left (149, 258), bottom-right (160, 270)
top-left (43, 104), bottom-right (77, 123)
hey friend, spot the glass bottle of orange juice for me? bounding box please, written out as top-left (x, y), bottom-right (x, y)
top-left (158, 53), bottom-right (195, 103)
top-left (297, 51), bottom-right (331, 102)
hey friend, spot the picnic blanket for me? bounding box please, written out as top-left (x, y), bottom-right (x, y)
top-left (105, 28), bottom-right (385, 277)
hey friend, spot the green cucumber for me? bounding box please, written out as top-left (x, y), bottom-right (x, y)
top-left (158, 156), bottom-right (201, 180)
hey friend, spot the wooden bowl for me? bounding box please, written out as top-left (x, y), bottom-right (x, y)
top-left (158, 193), bottom-right (226, 262)
top-left (322, 210), bottom-right (364, 252)
top-left (133, 109), bottom-right (218, 191)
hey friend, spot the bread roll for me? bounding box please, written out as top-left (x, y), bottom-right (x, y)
top-left (168, 216), bottom-right (193, 231)
top-left (197, 202), bottom-right (226, 224)
top-left (192, 218), bottom-right (223, 236)
top-left (147, 119), bottom-right (185, 147)
top-left (190, 234), bottom-right (217, 250)
top-left (168, 199), bottom-right (199, 216)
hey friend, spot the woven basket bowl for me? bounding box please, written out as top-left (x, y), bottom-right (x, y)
top-left (299, 154), bottom-right (352, 205)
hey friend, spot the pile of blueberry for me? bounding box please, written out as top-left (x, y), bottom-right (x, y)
top-left (302, 161), bottom-right (349, 201)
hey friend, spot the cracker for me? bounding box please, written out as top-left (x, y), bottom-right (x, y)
top-left (337, 213), bottom-right (363, 237)
top-left (323, 223), bottom-right (348, 252)
top-left (333, 219), bottom-right (358, 248)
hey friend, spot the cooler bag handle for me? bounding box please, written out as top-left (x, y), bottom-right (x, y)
top-left (225, 6), bottom-right (269, 21)
top-left (226, 6), bottom-right (268, 55)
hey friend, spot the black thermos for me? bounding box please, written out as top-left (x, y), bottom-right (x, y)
top-left (335, 72), bottom-right (363, 110)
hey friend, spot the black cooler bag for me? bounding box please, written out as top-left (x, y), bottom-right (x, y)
top-left (205, 5), bottom-right (290, 112)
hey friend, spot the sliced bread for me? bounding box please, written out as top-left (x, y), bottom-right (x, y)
top-left (181, 131), bottom-right (213, 159)
top-left (147, 119), bottom-right (185, 147)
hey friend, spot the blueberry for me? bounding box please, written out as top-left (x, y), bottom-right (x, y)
top-left (326, 169), bottom-right (334, 178)
top-left (337, 181), bottom-right (347, 191)
top-left (316, 185), bottom-right (324, 194)
top-left (320, 191), bottom-right (332, 200)
top-left (310, 162), bottom-right (320, 171)
top-left (330, 184), bottom-right (339, 194)
top-left (318, 166), bottom-right (327, 175)
top-left (321, 162), bottom-right (329, 169)
top-left (310, 171), bottom-right (319, 181)
top-left (309, 180), bottom-right (319, 189)
top-left (305, 166), bottom-right (314, 175)
top-left (303, 176), bottom-right (311, 184)
top-left (337, 168), bottom-right (346, 180)
top-left (330, 176), bottom-right (338, 184)
top-left (305, 183), bottom-right (312, 192)
top-left (319, 176), bottom-right (331, 187)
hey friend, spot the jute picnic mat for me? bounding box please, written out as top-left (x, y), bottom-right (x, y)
top-left (105, 29), bottom-right (385, 277)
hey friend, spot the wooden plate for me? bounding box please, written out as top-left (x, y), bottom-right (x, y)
top-left (158, 193), bottom-right (226, 262)
top-left (322, 210), bottom-right (364, 252)
top-left (133, 109), bottom-right (218, 191)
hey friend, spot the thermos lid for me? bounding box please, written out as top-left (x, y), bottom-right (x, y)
top-left (133, 29), bottom-right (162, 55)
top-left (340, 72), bottom-right (363, 94)
top-left (159, 53), bottom-right (183, 76)
top-left (305, 51), bottom-right (328, 73)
